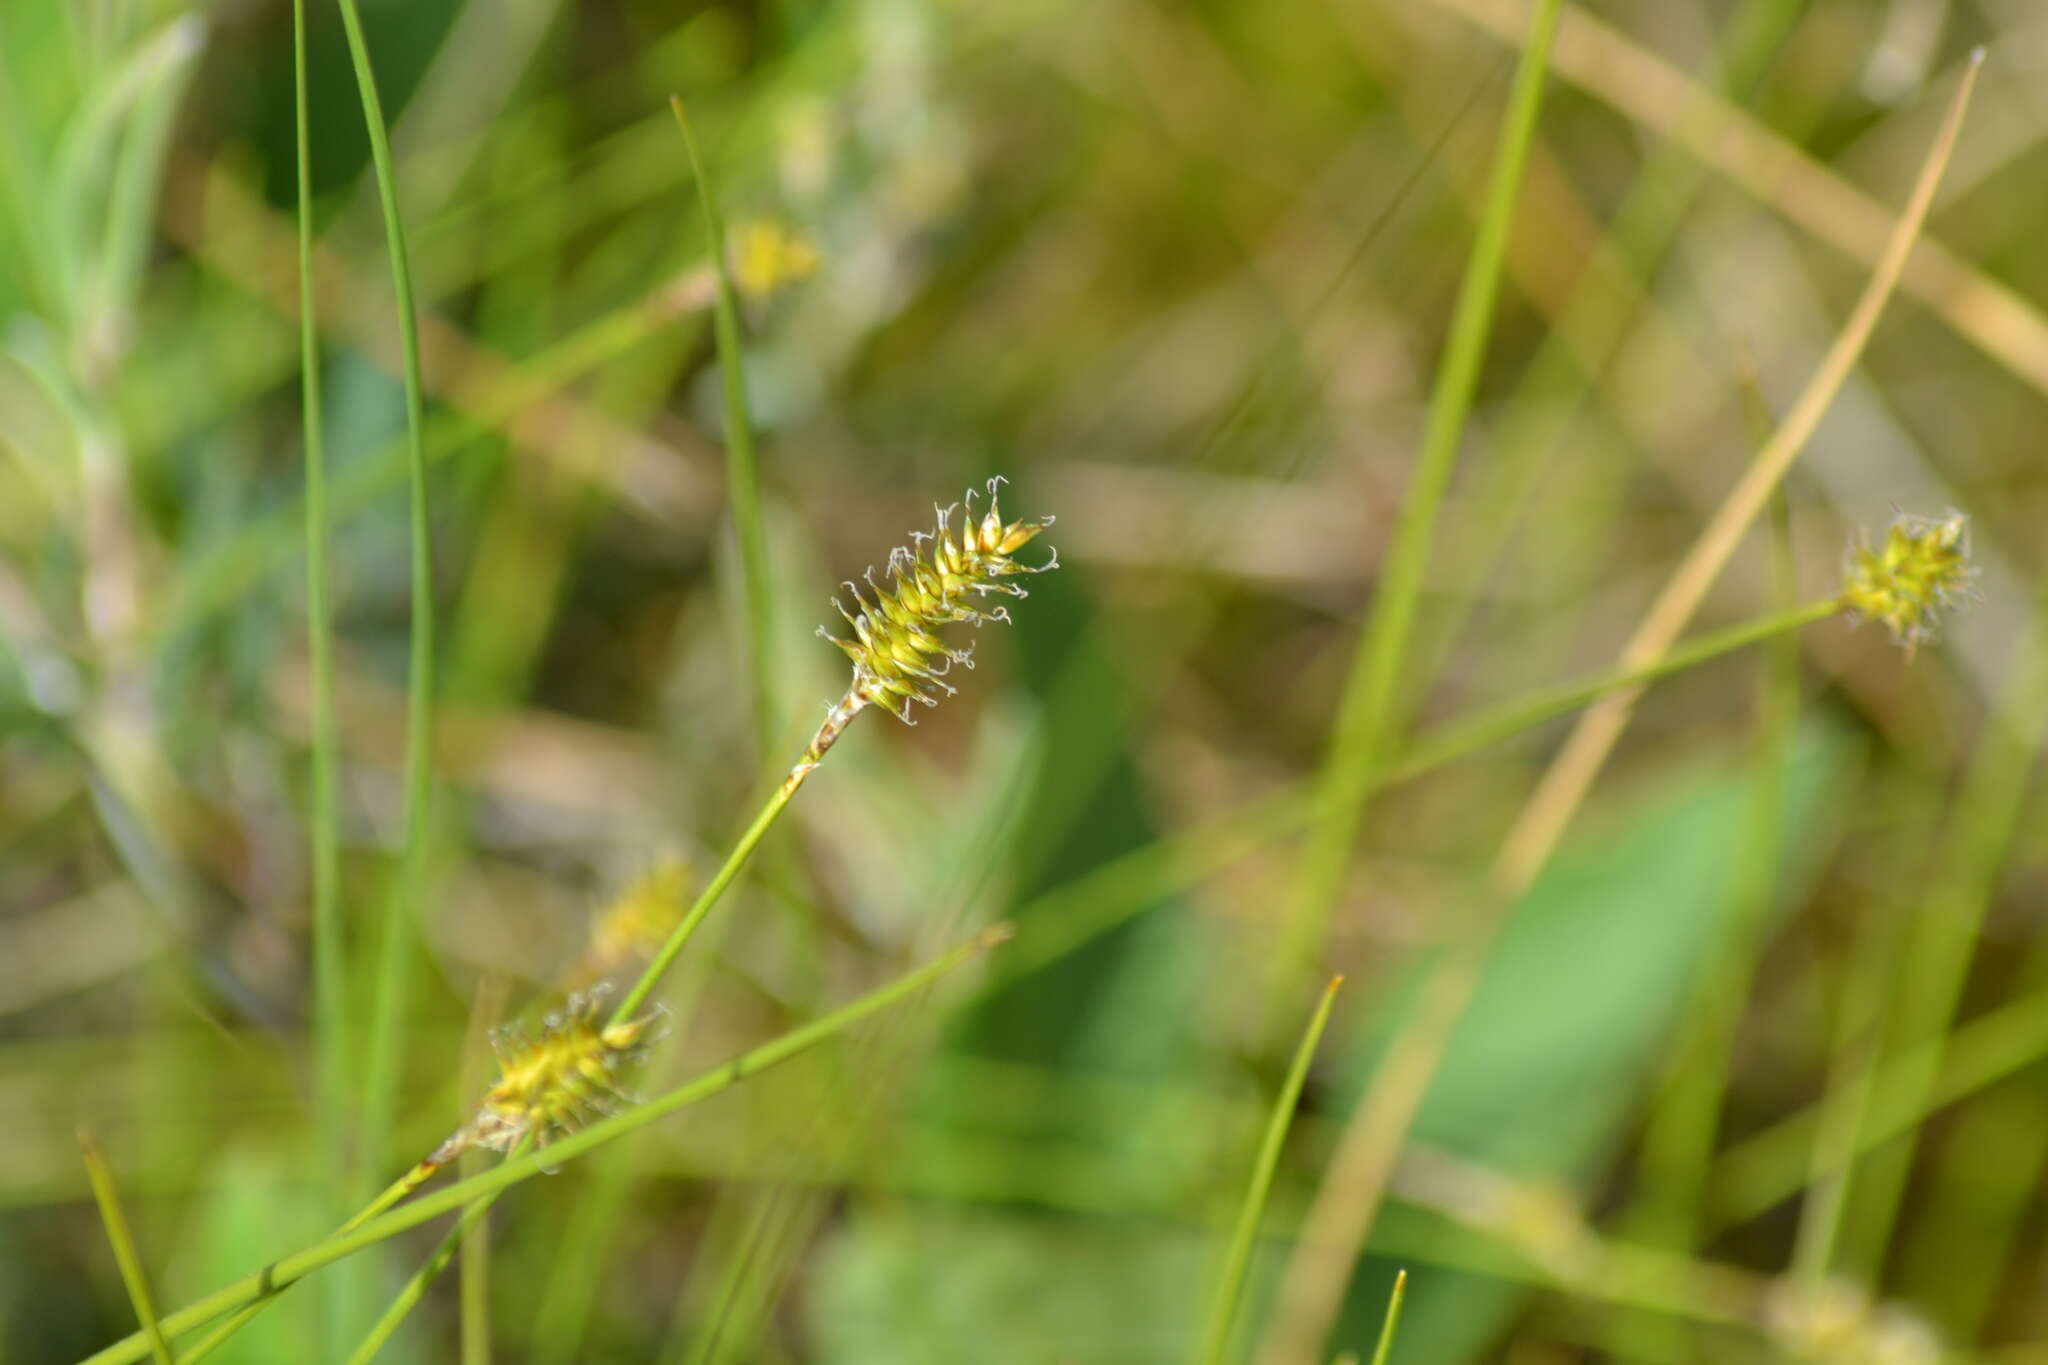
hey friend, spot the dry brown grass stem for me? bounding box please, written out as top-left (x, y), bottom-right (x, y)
top-left (1430, 0), bottom-right (2048, 398)
top-left (1256, 49), bottom-right (1983, 1365)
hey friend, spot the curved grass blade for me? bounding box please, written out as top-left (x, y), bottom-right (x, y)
top-left (1194, 977), bottom-right (1343, 1365)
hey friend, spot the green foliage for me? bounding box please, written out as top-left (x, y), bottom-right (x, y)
top-left (6, 1), bottom-right (2047, 1362)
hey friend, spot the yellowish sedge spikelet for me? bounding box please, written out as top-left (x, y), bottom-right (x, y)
top-left (730, 217), bottom-right (820, 300)
top-left (570, 858), bottom-right (692, 985)
top-left (429, 990), bottom-right (658, 1165)
top-left (795, 478), bottom-right (1056, 777)
top-left (1842, 510), bottom-right (1974, 653)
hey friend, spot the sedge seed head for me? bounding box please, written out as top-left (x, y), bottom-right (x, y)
top-left (819, 478), bottom-right (1056, 724)
top-left (575, 857), bottom-right (691, 982)
top-left (1842, 510), bottom-right (1973, 652)
top-left (730, 217), bottom-right (820, 300)
top-left (442, 990), bottom-right (657, 1159)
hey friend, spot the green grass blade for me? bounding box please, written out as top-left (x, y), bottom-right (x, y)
top-left (294, 0), bottom-right (352, 1350)
top-left (671, 94), bottom-right (776, 755)
top-left (343, 1204), bottom-right (489, 1365)
top-left (1271, 0), bottom-right (1565, 1001)
top-left (344, 1139), bottom-right (530, 1365)
top-left (293, 0), bottom-right (344, 1166)
top-left (78, 1131), bottom-right (175, 1365)
top-left (460, 1168), bottom-right (493, 1365)
top-left (1194, 976), bottom-right (1343, 1365)
top-left (1367, 1269), bottom-right (1407, 1365)
top-left (330, 0), bottom-right (440, 1195)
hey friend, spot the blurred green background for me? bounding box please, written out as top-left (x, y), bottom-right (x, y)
top-left (4, 0), bottom-right (2048, 1361)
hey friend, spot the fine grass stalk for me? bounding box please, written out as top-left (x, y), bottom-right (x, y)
top-left (1272, 0), bottom-right (1565, 1002)
top-left (78, 1132), bottom-right (174, 1365)
top-left (331, 0), bottom-right (440, 1193)
top-left (294, 0), bottom-right (353, 1351)
top-left (343, 1137), bottom-right (533, 1365)
top-left (1195, 976), bottom-right (1342, 1365)
top-left (292, 0), bottom-right (347, 1231)
top-left (1368, 1269), bottom-right (1408, 1365)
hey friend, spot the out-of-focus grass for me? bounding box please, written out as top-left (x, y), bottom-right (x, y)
top-left (7, 1), bottom-right (2048, 1362)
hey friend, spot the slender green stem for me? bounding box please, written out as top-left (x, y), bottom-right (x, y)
top-left (991, 597), bottom-right (1839, 1000)
top-left (344, 1139), bottom-right (532, 1365)
top-left (1194, 977), bottom-right (1343, 1365)
top-left (1367, 1269), bottom-right (1408, 1365)
top-left (1272, 0), bottom-right (1565, 1000)
top-left (293, 0), bottom-right (348, 1232)
top-left (295, 1), bottom-right (355, 1350)
top-left (177, 1301), bottom-right (265, 1364)
top-left (1390, 599), bottom-right (1838, 782)
top-left (331, 0), bottom-right (439, 1188)
top-left (459, 1164), bottom-right (493, 1365)
top-left (612, 774), bottom-right (803, 1027)
top-left (78, 927), bottom-right (1007, 1365)
top-left (671, 95), bottom-right (776, 756)
top-left (78, 1132), bottom-right (174, 1365)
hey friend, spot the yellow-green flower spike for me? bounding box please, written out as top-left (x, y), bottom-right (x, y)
top-left (569, 858), bottom-right (692, 986)
top-left (430, 990), bottom-right (659, 1165)
top-left (1842, 510), bottom-right (1974, 653)
top-left (730, 217), bottom-right (820, 300)
top-left (796, 479), bottom-right (1055, 775)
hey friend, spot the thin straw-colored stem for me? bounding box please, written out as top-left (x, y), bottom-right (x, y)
top-left (1427, 0), bottom-right (2048, 402)
top-left (1272, 0), bottom-right (1564, 1000)
top-left (1194, 977), bottom-right (1343, 1365)
top-left (331, 0), bottom-right (439, 1190)
top-left (1258, 52), bottom-right (1983, 1365)
top-left (79, 1132), bottom-right (175, 1365)
top-left (671, 95), bottom-right (775, 756)
top-left (79, 927), bottom-right (1007, 1365)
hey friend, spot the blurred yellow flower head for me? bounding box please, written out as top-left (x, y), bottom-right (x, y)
top-left (1842, 510), bottom-right (1973, 652)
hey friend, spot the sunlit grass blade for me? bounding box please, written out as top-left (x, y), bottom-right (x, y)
top-left (81, 926), bottom-right (1010, 1365)
top-left (330, 0), bottom-right (439, 1194)
top-left (1194, 976), bottom-right (1342, 1365)
top-left (1271, 0), bottom-right (1565, 1008)
top-left (78, 1131), bottom-right (175, 1365)
top-left (670, 93), bottom-right (776, 755)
